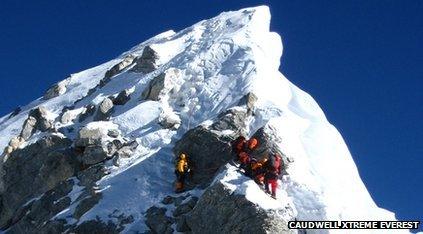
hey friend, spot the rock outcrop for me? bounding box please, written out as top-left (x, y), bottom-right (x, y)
top-left (112, 89), bottom-right (132, 106)
top-left (130, 46), bottom-right (158, 74)
top-left (79, 104), bottom-right (97, 122)
top-left (104, 55), bottom-right (135, 80)
top-left (141, 68), bottom-right (180, 101)
top-left (43, 79), bottom-right (70, 100)
top-left (186, 181), bottom-right (295, 234)
top-left (145, 207), bottom-right (174, 234)
top-left (173, 108), bottom-right (248, 188)
top-left (141, 73), bottom-right (166, 101)
top-left (94, 98), bottom-right (114, 121)
top-left (75, 122), bottom-right (136, 168)
top-left (0, 135), bottom-right (75, 229)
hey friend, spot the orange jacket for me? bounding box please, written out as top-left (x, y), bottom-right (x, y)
top-left (176, 158), bottom-right (188, 173)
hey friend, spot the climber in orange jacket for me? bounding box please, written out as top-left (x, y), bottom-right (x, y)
top-left (251, 157), bottom-right (268, 186)
top-left (175, 153), bottom-right (190, 193)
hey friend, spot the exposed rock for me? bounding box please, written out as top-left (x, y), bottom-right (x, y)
top-left (77, 164), bottom-right (109, 187)
top-left (70, 217), bottom-right (120, 234)
top-left (104, 55), bottom-right (135, 79)
top-left (113, 89), bottom-right (132, 105)
top-left (94, 56), bottom-right (134, 91)
top-left (75, 123), bottom-right (127, 167)
top-left (0, 135), bottom-right (76, 229)
top-left (81, 145), bottom-right (111, 166)
top-left (76, 127), bottom-right (103, 147)
top-left (210, 108), bottom-right (248, 133)
top-left (131, 46), bottom-right (158, 74)
top-left (74, 191), bottom-right (102, 219)
top-left (173, 197), bottom-right (198, 217)
top-left (161, 195), bottom-right (175, 205)
top-left (107, 129), bottom-right (120, 138)
top-left (174, 125), bottom-right (233, 188)
top-left (186, 181), bottom-right (294, 234)
top-left (43, 79), bottom-right (69, 100)
top-left (3, 146), bottom-right (13, 155)
top-left (141, 73), bottom-right (166, 101)
top-left (20, 116), bottom-right (37, 140)
top-left (28, 106), bottom-right (53, 132)
top-left (7, 179), bottom-right (74, 233)
top-left (79, 104), bottom-right (96, 122)
top-left (8, 136), bottom-right (25, 150)
top-left (145, 206), bottom-right (174, 234)
top-left (38, 219), bottom-right (68, 234)
top-left (94, 98), bottom-right (114, 121)
top-left (172, 108), bottom-right (249, 188)
top-left (238, 92), bottom-right (258, 114)
top-left (107, 210), bottom-right (135, 231)
top-left (174, 195), bottom-right (188, 207)
top-left (176, 215), bottom-right (191, 232)
top-left (61, 109), bottom-right (77, 124)
top-left (112, 140), bottom-right (138, 165)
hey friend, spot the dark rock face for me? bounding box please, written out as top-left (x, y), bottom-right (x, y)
top-left (74, 191), bottom-right (103, 219)
top-left (186, 182), bottom-right (294, 234)
top-left (79, 104), bottom-right (96, 122)
top-left (20, 116), bottom-right (37, 140)
top-left (174, 126), bottom-right (233, 188)
top-left (141, 73), bottom-right (166, 101)
top-left (77, 164), bottom-right (109, 187)
top-left (20, 106), bottom-right (55, 141)
top-left (173, 197), bottom-right (198, 217)
top-left (0, 135), bottom-right (75, 229)
top-left (104, 55), bottom-right (135, 80)
top-left (131, 46), bottom-right (158, 74)
top-left (94, 98), bottom-right (114, 121)
top-left (113, 89), bottom-right (131, 106)
top-left (70, 218), bottom-right (120, 234)
top-left (173, 108), bottom-right (248, 188)
top-left (210, 108), bottom-right (248, 133)
top-left (6, 179), bottom-right (74, 233)
top-left (80, 145), bottom-right (111, 166)
top-left (145, 207), bottom-right (174, 234)
top-left (28, 106), bottom-right (53, 132)
top-left (43, 80), bottom-right (68, 100)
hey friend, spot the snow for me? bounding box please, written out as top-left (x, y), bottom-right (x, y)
top-left (0, 5), bottom-right (406, 234)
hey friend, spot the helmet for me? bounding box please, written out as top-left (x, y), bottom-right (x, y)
top-left (179, 153), bottom-right (186, 159)
top-left (248, 138), bottom-right (258, 149)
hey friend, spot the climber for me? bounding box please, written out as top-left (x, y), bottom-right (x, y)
top-left (231, 135), bottom-right (247, 158)
top-left (246, 137), bottom-right (259, 153)
top-left (251, 157), bottom-right (268, 186)
top-left (175, 153), bottom-right (190, 193)
top-left (264, 153), bottom-right (282, 199)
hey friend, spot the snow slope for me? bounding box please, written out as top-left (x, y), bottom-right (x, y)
top-left (0, 5), bottom-right (402, 233)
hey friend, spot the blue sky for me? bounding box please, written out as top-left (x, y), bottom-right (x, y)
top-left (0, 0), bottom-right (422, 228)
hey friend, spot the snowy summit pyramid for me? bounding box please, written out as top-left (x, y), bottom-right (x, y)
top-left (0, 6), bottom-right (400, 233)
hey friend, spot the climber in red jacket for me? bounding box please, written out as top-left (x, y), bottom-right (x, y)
top-left (264, 153), bottom-right (282, 199)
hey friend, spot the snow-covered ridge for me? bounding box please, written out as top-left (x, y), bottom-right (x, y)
top-left (0, 5), bottom-right (402, 233)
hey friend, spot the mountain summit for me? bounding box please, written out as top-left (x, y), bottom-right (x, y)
top-left (0, 6), bottom-right (399, 233)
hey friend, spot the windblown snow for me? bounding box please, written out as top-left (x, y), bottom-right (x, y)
top-left (0, 5), bottom-right (401, 233)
